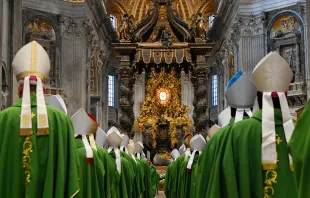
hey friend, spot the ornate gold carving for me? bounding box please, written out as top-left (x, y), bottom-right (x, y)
top-left (22, 136), bottom-right (33, 192)
top-left (134, 69), bottom-right (193, 148)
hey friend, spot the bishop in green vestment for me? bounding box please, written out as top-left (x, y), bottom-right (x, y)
top-left (196, 70), bottom-right (256, 198)
top-left (71, 110), bottom-right (106, 198)
top-left (221, 52), bottom-right (298, 198)
top-left (107, 127), bottom-right (135, 198)
top-left (289, 100), bottom-right (310, 198)
top-left (165, 153), bottom-right (188, 198)
top-left (178, 135), bottom-right (206, 198)
top-left (0, 41), bottom-right (80, 198)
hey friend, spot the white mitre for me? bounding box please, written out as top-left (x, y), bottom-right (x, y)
top-left (107, 126), bottom-right (123, 173)
top-left (135, 141), bottom-right (144, 153)
top-left (46, 95), bottom-right (67, 115)
top-left (127, 139), bottom-right (136, 155)
top-left (71, 109), bottom-right (98, 136)
top-left (179, 144), bottom-right (187, 155)
top-left (13, 41), bottom-right (51, 136)
top-left (187, 134), bottom-right (206, 170)
top-left (225, 70), bottom-right (257, 123)
top-left (13, 41), bottom-right (50, 81)
top-left (120, 134), bottom-right (129, 146)
top-left (190, 134), bottom-right (206, 152)
top-left (218, 107), bottom-right (231, 127)
top-left (252, 51), bottom-right (294, 169)
top-left (171, 149), bottom-right (180, 161)
top-left (107, 126), bottom-right (123, 147)
top-left (71, 109), bottom-right (98, 163)
top-left (95, 127), bottom-right (108, 148)
top-left (208, 124), bottom-right (221, 138)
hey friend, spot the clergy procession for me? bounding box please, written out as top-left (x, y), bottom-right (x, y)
top-left (0, 41), bottom-right (160, 198)
top-left (164, 51), bottom-right (310, 198)
top-left (1, 39), bottom-right (310, 198)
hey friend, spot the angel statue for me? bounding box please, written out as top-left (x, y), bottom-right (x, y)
top-left (153, 25), bottom-right (172, 47)
top-left (118, 14), bottom-right (135, 42)
top-left (190, 13), bottom-right (208, 41)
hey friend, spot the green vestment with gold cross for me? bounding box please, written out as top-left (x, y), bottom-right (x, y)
top-left (222, 109), bottom-right (298, 198)
top-left (0, 94), bottom-right (80, 198)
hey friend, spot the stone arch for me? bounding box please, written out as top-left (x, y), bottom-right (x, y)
top-left (22, 16), bottom-right (58, 87)
top-left (267, 10), bottom-right (305, 83)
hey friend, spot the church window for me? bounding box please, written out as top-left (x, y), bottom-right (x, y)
top-left (209, 15), bottom-right (215, 28)
top-left (212, 75), bottom-right (218, 106)
top-left (108, 75), bottom-right (115, 107)
top-left (110, 15), bottom-right (117, 29)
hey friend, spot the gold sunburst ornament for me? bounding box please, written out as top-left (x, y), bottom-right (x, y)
top-left (133, 68), bottom-right (193, 148)
top-left (156, 87), bottom-right (171, 106)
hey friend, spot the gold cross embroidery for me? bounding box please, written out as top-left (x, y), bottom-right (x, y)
top-left (31, 112), bottom-right (36, 119)
top-left (276, 134), bottom-right (282, 145)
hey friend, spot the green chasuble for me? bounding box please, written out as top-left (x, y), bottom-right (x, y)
top-left (164, 162), bottom-right (173, 198)
top-left (150, 165), bottom-right (160, 197)
top-left (109, 151), bottom-right (135, 198)
top-left (177, 157), bottom-right (189, 198)
top-left (139, 158), bottom-right (152, 198)
top-left (289, 100), bottom-right (310, 198)
top-left (0, 94), bottom-right (80, 198)
top-left (196, 118), bottom-right (235, 198)
top-left (120, 151), bottom-right (138, 198)
top-left (75, 140), bottom-right (105, 198)
top-left (223, 109), bottom-right (297, 198)
top-left (97, 146), bottom-right (119, 198)
top-left (168, 154), bottom-right (186, 198)
top-left (177, 155), bottom-right (199, 198)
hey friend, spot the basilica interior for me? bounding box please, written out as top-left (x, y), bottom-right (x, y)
top-left (1, 0), bottom-right (310, 179)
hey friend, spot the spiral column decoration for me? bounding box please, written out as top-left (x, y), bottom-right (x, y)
top-left (191, 55), bottom-right (209, 133)
top-left (119, 55), bottom-right (135, 134)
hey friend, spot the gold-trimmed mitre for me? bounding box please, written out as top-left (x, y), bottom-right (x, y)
top-left (12, 41), bottom-right (50, 81)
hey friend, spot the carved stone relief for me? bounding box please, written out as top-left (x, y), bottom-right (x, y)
top-left (62, 18), bottom-right (93, 38)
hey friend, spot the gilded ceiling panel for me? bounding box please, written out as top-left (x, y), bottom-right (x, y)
top-left (106, 0), bottom-right (219, 23)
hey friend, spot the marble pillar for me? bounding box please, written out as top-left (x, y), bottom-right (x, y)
top-left (119, 55), bottom-right (134, 134)
top-left (191, 55), bottom-right (209, 133)
top-left (237, 14), bottom-right (265, 74)
top-left (226, 14), bottom-right (266, 75)
top-left (181, 69), bottom-right (194, 120)
top-left (238, 35), bottom-right (265, 74)
top-left (133, 71), bottom-right (145, 119)
top-left (10, 0), bottom-right (23, 105)
top-left (59, 18), bottom-right (92, 116)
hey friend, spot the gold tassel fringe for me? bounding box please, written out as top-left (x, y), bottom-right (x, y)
top-left (20, 128), bottom-right (33, 136)
top-left (37, 128), bottom-right (49, 136)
